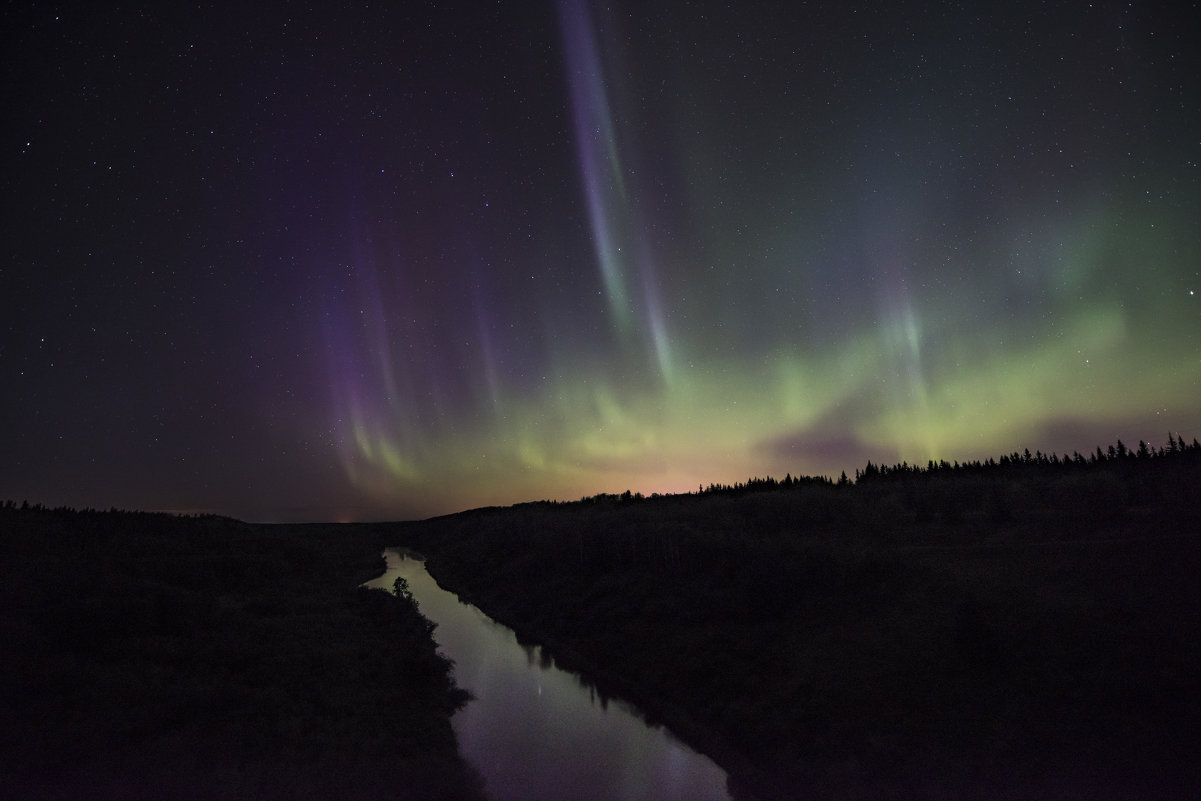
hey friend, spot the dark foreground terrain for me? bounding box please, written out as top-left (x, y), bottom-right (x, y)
top-left (396, 440), bottom-right (1201, 800)
top-left (4, 438), bottom-right (1199, 800)
top-left (0, 508), bottom-right (484, 801)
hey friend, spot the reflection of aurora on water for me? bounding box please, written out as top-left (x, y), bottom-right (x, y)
top-left (364, 550), bottom-right (733, 801)
top-left (318, 0), bottom-right (1199, 519)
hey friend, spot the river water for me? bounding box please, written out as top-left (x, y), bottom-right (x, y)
top-left (365, 548), bottom-right (733, 801)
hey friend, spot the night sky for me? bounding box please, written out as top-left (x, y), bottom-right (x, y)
top-left (3, 1), bottom-right (1199, 521)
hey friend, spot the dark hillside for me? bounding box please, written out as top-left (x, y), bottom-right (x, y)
top-left (0, 507), bottom-right (484, 801)
top-left (398, 440), bottom-right (1201, 800)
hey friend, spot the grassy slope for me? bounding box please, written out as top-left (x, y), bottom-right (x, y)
top-left (0, 509), bottom-right (485, 801)
top-left (398, 457), bottom-right (1201, 800)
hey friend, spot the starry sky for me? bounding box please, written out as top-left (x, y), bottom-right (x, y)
top-left (3, 1), bottom-right (1199, 521)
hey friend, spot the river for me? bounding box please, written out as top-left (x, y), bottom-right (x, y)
top-left (365, 548), bottom-right (734, 801)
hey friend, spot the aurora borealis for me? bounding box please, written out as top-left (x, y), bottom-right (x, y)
top-left (3, 1), bottom-right (1199, 521)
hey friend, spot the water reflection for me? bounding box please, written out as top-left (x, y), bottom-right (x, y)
top-left (366, 549), bottom-right (732, 801)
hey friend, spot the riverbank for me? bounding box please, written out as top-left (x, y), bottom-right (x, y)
top-left (394, 459), bottom-right (1201, 800)
top-left (0, 506), bottom-right (485, 801)
top-left (418, 550), bottom-right (784, 801)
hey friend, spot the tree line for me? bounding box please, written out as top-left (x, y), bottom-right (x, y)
top-left (542, 433), bottom-right (1200, 507)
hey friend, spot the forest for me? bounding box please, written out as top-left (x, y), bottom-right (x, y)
top-left (395, 436), bottom-right (1201, 800)
top-left (3, 435), bottom-right (1199, 800)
